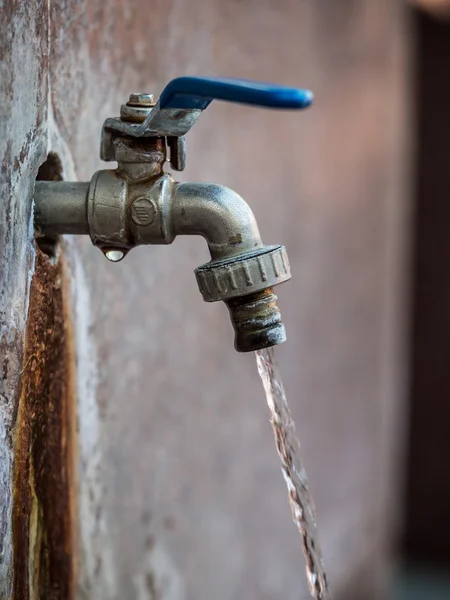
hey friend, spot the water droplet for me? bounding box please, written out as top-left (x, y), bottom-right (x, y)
top-left (104, 249), bottom-right (125, 262)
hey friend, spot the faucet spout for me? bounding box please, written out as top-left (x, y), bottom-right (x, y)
top-left (170, 182), bottom-right (263, 260)
top-left (166, 180), bottom-right (291, 351)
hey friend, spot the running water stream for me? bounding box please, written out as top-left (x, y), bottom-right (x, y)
top-left (256, 347), bottom-right (331, 600)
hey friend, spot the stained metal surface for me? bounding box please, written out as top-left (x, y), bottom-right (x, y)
top-left (13, 249), bottom-right (76, 599)
top-left (226, 289), bottom-right (287, 352)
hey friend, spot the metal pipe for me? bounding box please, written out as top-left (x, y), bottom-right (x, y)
top-left (33, 174), bottom-right (290, 352)
top-left (170, 182), bottom-right (263, 260)
top-left (34, 178), bottom-right (264, 260)
top-left (34, 182), bottom-right (89, 235)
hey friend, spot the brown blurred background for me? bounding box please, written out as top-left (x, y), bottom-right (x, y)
top-left (399, 3), bottom-right (450, 598)
top-left (2, 1), bottom-right (450, 599)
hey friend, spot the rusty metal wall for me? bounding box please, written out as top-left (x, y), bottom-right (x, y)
top-left (1, 1), bottom-right (411, 599)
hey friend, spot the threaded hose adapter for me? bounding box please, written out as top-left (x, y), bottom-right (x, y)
top-left (195, 245), bottom-right (291, 352)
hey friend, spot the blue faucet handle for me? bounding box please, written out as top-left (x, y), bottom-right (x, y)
top-left (100, 77), bottom-right (314, 168)
top-left (159, 76), bottom-right (314, 111)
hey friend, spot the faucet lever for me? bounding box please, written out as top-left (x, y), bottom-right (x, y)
top-left (158, 76), bottom-right (314, 111)
top-left (100, 77), bottom-right (313, 165)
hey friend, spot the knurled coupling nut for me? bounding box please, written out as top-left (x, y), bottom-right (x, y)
top-left (195, 245), bottom-right (291, 302)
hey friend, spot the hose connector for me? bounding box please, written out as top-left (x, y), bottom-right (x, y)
top-left (225, 289), bottom-right (286, 352)
top-left (195, 245), bottom-right (291, 351)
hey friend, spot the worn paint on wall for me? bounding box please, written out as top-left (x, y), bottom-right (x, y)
top-left (12, 248), bottom-right (77, 599)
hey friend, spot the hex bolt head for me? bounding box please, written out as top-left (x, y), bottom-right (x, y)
top-left (127, 93), bottom-right (156, 107)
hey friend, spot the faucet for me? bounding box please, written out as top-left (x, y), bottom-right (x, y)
top-left (34, 77), bottom-right (313, 352)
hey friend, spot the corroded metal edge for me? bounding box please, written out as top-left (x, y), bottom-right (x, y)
top-left (12, 247), bottom-right (77, 599)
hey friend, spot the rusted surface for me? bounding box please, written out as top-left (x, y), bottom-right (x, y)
top-left (226, 288), bottom-right (286, 352)
top-left (12, 248), bottom-right (76, 600)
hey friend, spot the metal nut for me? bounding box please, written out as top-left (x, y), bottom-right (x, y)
top-left (127, 93), bottom-right (156, 107)
top-left (195, 245), bottom-right (291, 302)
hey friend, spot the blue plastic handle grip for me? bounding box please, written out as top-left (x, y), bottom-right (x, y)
top-left (159, 76), bottom-right (314, 111)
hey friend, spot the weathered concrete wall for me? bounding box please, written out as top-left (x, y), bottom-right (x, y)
top-left (1, 1), bottom-right (411, 599)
